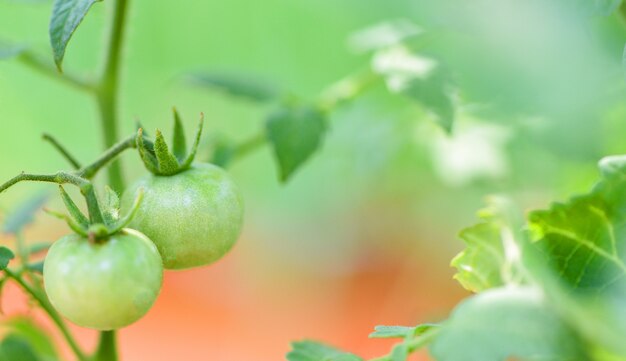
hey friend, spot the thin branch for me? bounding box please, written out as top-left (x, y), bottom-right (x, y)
top-left (42, 133), bottom-right (82, 169)
top-left (77, 134), bottom-right (136, 179)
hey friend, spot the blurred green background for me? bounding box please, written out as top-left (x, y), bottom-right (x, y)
top-left (1, 0), bottom-right (626, 360)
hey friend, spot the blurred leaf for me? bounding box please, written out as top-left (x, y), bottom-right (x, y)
top-left (287, 341), bottom-right (362, 361)
top-left (369, 324), bottom-right (436, 339)
top-left (0, 41), bottom-right (25, 60)
top-left (27, 242), bottom-right (51, 255)
top-left (430, 287), bottom-right (588, 361)
top-left (574, 0), bottom-right (623, 16)
top-left (0, 247), bottom-right (15, 271)
top-left (348, 19), bottom-right (422, 53)
top-left (373, 46), bottom-right (455, 132)
top-left (390, 343), bottom-right (408, 361)
top-left (6, 318), bottom-right (58, 360)
top-left (452, 196), bottom-right (528, 293)
top-left (189, 73), bottom-right (279, 102)
top-left (49, 0), bottom-right (100, 70)
top-left (0, 334), bottom-right (42, 361)
top-left (266, 105), bottom-right (327, 182)
top-left (210, 139), bottom-right (236, 168)
top-left (529, 155), bottom-right (626, 292)
top-left (27, 261), bottom-right (44, 274)
top-left (2, 192), bottom-right (49, 235)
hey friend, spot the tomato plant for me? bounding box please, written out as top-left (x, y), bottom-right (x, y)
top-left (0, 0), bottom-right (625, 361)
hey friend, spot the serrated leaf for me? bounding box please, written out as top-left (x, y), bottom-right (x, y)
top-left (100, 186), bottom-right (120, 224)
top-left (528, 155), bottom-right (626, 292)
top-left (6, 318), bottom-right (58, 360)
top-left (369, 324), bottom-right (436, 340)
top-left (0, 335), bottom-right (42, 361)
top-left (0, 247), bottom-right (15, 271)
top-left (154, 130), bottom-right (181, 175)
top-left (266, 105), bottom-right (327, 182)
top-left (171, 109), bottom-right (187, 162)
top-left (452, 196), bottom-right (528, 293)
top-left (287, 341), bottom-right (361, 361)
top-left (430, 287), bottom-right (588, 361)
top-left (2, 192), bottom-right (49, 234)
top-left (49, 0), bottom-right (100, 70)
top-left (189, 73), bottom-right (279, 102)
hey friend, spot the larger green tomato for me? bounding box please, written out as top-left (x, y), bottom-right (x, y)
top-left (43, 229), bottom-right (163, 330)
top-left (122, 163), bottom-right (244, 270)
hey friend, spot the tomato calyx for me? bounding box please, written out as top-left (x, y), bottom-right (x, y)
top-left (45, 186), bottom-right (145, 241)
top-left (136, 108), bottom-right (205, 176)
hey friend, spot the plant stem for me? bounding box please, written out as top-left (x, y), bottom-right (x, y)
top-left (4, 269), bottom-right (88, 361)
top-left (78, 135), bottom-right (136, 179)
top-left (94, 331), bottom-right (118, 361)
top-left (94, 0), bottom-right (131, 358)
top-left (42, 133), bottom-right (83, 169)
top-left (96, 0), bottom-right (130, 193)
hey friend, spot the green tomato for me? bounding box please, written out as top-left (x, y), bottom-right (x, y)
top-left (43, 229), bottom-right (163, 330)
top-left (122, 163), bottom-right (244, 270)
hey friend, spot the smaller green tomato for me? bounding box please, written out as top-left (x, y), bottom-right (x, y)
top-left (122, 163), bottom-right (244, 270)
top-left (43, 229), bottom-right (163, 330)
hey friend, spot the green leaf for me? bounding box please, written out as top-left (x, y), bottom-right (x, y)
top-left (369, 324), bottom-right (436, 339)
top-left (390, 343), bottom-right (408, 361)
top-left (452, 196), bottom-right (528, 293)
top-left (528, 155), bottom-right (626, 292)
top-left (189, 72), bottom-right (279, 102)
top-left (154, 130), bottom-right (182, 175)
top-left (49, 0), bottom-right (100, 70)
top-left (287, 341), bottom-right (362, 361)
top-left (27, 261), bottom-right (44, 274)
top-left (2, 192), bottom-right (49, 234)
top-left (5, 318), bottom-right (58, 360)
top-left (0, 247), bottom-right (14, 271)
top-left (430, 287), bottom-right (588, 361)
top-left (171, 108), bottom-right (188, 162)
top-left (348, 19), bottom-right (422, 52)
top-left (373, 47), bottom-right (455, 132)
top-left (266, 105), bottom-right (327, 182)
top-left (0, 335), bottom-right (42, 361)
top-left (28, 242), bottom-right (52, 255)
top-left (0, 41), bottom-right (26, 60)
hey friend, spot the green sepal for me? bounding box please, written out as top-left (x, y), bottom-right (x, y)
top-left (154, 129), bottom-right (181, 175)
top-left (136, 128), bottom-right (160, 174)
top-left (58, 186), bottom-right (89, 228)
top-left (180, 113), bottom-right (204, 169)
top-left (44, 208), bottom-right (88, 236)
top-left (171, 108), bottom-right (187, 162)
top-left (137, 111), bottom-right (205, 176)
top-left (100, 185), bottom-right (120, 224)
top-left (107, 187), bottom-right (144, 234)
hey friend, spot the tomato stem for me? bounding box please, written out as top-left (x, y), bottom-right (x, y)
top-left (94, 330), bottom-right (119, 361)
top-left (42, 133), bottom-right (83, 169)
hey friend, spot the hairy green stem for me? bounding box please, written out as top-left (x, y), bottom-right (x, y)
top-left (367, 329), bottom-right (440, 361)
top-left (96, 0), bottom-right (130, 193)
top-left (42, 133), bottom-right (83, 169)
top-left (18, 52), bottom-right (95, 92)
top-left (0, 172), bottom-right (104, 224)
top-left (78, 135), bottom-right (136, 179)
top-left (4, 269), bottom-right (88, 361)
